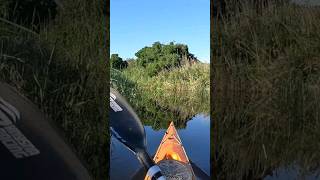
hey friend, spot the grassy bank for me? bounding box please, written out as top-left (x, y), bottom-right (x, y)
top-left (123, 63), bottom-right (209, 95)
top-left (213, 2), bottom-right (320, 179)
top-left (0, 1), bottom-right (108, 179)
top-left (111, 63), bottom-right (210, 128)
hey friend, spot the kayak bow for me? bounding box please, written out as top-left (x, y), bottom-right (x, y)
top-left (145, 121), bottom-right (195, 180)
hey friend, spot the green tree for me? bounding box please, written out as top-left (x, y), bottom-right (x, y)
top-left (110, 54), bottom-right (127, 70)
top-left (134, 42), bottom-right (196, 76)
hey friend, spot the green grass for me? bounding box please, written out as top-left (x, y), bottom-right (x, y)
top-left (0, 1), bottom-right (108, 179)
top-left (213, 2), bottom-right (320, 179)
top-left (123, 63), bottom-right (208, 92)
top-left (111, 63), bottom-right (210, 129)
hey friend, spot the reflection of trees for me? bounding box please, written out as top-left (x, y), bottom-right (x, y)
top-left (136, 103), bottom-right (191, 130)
top-left (132, 91), bottom-right (208, 130)
top-left (111, 69), bottom-right (209, 130)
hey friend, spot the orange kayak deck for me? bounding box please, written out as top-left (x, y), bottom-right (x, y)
top-left (154, 121), bottom-right (190, 164)
top-left (145, 121), bottom-right (195, 180)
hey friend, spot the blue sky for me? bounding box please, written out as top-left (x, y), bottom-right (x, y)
top-left (110, 0), bottom-right (210, 63)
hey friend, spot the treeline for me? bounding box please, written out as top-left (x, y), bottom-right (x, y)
top-left (110, 41), bottom-right (198, 76)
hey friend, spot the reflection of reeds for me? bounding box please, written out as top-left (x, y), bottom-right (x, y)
top-left (0, 1), bottom-right (108, 179)
top-left (213, 2), bottom-right (320, 179)
top-left (111, 63), bottom-right (210, 129)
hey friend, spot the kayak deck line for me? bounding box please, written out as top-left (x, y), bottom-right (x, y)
top-left (154, 122), bottom-right (190, 164)
top-left (145, 121), bottom-right (196, 180)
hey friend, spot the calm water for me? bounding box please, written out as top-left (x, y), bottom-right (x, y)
top-left (110, 114), bottom-right (210, 180)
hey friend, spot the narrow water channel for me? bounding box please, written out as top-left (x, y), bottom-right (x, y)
top-left (110, 114), bottom-right (210, 180)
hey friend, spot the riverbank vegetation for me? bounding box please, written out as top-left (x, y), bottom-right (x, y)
top-left (111, 42), bottom-right (209, 128)
top-left (0, 0), bottom-right (108, 179)
top-left (213, 1), bottom-right (320, 179)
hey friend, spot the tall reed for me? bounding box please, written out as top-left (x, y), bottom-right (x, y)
top-left (213, 2), bottom-right (320, 179)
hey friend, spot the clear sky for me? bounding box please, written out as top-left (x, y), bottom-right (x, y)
top-left (110, 0), bottom-right (210, 63)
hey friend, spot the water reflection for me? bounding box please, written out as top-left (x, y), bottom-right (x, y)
top-left (110, 79), bottom-right (210, 179)
top-left (110, 114), bottom-right (210, 180)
